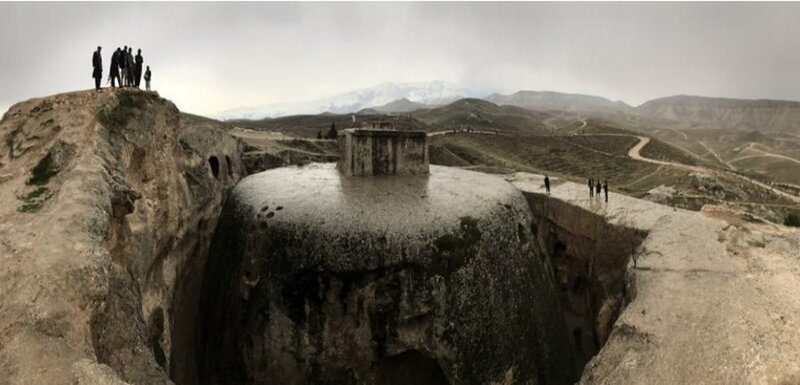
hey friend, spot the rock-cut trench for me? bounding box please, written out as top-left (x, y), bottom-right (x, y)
top-left (162, 165), bottom-right (646, 385)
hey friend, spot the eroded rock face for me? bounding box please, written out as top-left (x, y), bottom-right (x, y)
top-left (199, 164), bottom-right (576, 385)
top-left (0, 90), bottom-right (241, 385)
top-left (521, 190), bottom-right (644, 373)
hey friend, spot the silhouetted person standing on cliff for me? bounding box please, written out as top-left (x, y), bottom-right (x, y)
top-left (595, 178), bottom-right (602, 198)
top-left (134, 49), bottom-right (143, 88)
top-left (603, 179), bottom-right (609, 203)
top-left (588, 178), bottom-right (594, 198)
top-left (144, 66), bottom-right (152, 91)
top-left (119, 45), bottom-right (127, 86)
top-left (126, 48), bottom-right (135, 87)
top-left (92, 46), bottom-right (102, 91)
top-left (544, 175), bottom-right (551, 195)
top-left (109, 48), bottom-right (121, 88)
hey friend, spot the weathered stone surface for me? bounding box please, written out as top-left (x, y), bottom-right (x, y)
top-left (0, 90), bottom-right (241, 385)
top-left (337, 129), bottom-right (428, 176)
top-left (72, 359), bottom-right (131, 385)
top-left (508, 174), bottom-right (646, 374)
top-left (200, 163), bottom-right (576, 385)
top-left (508, 173), bottom-right (800, 385)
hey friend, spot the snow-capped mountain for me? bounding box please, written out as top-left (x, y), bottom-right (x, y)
top-left (216, 81), bottom-right (475, 120)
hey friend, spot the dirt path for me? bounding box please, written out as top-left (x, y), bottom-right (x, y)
top-left (618, 165), bottom-right (665, 189)
top-left (631, 136), bottom-right (800, 204)
top-left (729, 146), bottom-right (800, 165)
top-left (699, 141), bottom-right (736, 170)
top-left (583, 134), bottom-right (800, 204)
top-left (427, 129), bottom-right (498, 137)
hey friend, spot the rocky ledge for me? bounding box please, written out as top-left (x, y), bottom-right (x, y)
top-left (0, 89), bottom-right (241, 385)
top-left (507, 173), bottom-right (800, 385)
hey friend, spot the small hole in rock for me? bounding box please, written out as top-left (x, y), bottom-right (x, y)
top-left (266, 212), bottom-right (275, 219)
top-left (261, 206), bottom-right (269, 212)
top-left (276, 206), bottom-right (283, 211)
top-left (208, 156), bottom-right (220, 178)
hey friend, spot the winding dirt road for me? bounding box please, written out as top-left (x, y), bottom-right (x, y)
top-left (729, 144), bottom-right (800, 166)
top-left (626, 135), bottom-right (800, 204)
top-left (428, 124), bottom-right (800, 204)
top-left (427, 129), bottom-right (498, 137)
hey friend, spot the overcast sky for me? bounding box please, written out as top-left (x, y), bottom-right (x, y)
top-left (2, 2), bottom-right (800, 116)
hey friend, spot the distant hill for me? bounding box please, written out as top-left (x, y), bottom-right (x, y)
top-left (229, 112), bottom-right (438, 138)
top-left (358, 98), bottom-right (433, 114)
top-left (487, 90), bottom-right (629, 113)
top-left (215, 81), bottom-right (472, 120)
top-left (635, 95), bottom-right (800, 133)
top-left (414, 98), bottom-right (552, 133)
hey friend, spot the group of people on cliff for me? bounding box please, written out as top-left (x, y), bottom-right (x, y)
top-left (92, 46), bottom-right (152, 92)
top-left (589, 177), bottom-right (609, 202)
top-left (542, 175), bottom-right (610, 203)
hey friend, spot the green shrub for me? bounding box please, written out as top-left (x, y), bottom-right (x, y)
top-left (27, 153), bottom-right (57, 185)
top-left (17, 186), bottom-right (52, 213)
top-left (785, 212), bottom-right (800, 227)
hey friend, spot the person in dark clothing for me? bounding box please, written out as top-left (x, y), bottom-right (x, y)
top-left (134, 49), bottom-right (144, 88)
top-left (119, 45), bottom-right (127, 87)
top-left (588, 178), bottom-right (594, 198)
top-left (144, 66), bottom-right (152, 91)
top-left (603, 179), bottom-right (609, 203)
top-left (109, 48), bottom-right (121, 88)
top-left (126, 48), bottom-right (135, 87)
top-left (595, 178), bottom-right (602, 197)
top-left (544, 175), bottom-right (551, 195)
top-left (92, 46), bottom-right (102, 91)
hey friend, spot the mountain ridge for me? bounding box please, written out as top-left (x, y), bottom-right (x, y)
top-left (635, 94), bottom-right (800, 133)
top-left (487, 90), bottom-right (630, 112)
top-left (215, 81), bottom-right (473, 120)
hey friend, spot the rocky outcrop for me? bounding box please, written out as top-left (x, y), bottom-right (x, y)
top-left (0, 90), bottom-right (241, 385)
top-left (508, 173), bottom-right (800, 385)
top-left (199, 164), bottom-right (576, 385)
top-left (521, 188), bottom-right (644, 373)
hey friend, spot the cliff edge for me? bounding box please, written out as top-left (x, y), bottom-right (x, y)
top-left (0, 89), bottom-right (241, 384)
top-left (508, 174), bottom-right (800, 385)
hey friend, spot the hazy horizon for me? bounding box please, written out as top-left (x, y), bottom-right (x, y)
top-left (3, 2), bottom-right (800, 117)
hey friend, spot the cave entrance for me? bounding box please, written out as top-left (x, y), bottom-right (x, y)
top-left (208, 156), bottom-right (220, 178)
top-left (376, 350), bottom-right (449, 385)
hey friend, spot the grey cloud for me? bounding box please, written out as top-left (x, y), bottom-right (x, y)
top-left (2, 2), bottom-right (800, 116)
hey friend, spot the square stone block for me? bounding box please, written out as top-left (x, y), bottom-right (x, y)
top-left (337, 129), bottom-right (429, 176)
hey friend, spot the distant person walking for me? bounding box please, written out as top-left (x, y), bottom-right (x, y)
top-left (144, 66), bottom-right (152, 91)
top-left (134, 49), bottom-right (143, 88)
top-left (544, 175), bottom-right (551, 195)
top-left (119, 45), bottom-right (127, 86)
top-left (603, 179), bottom-right (609, 203)
top-left (588, 178), bottom-right (594, 198)
top-left (595, 178), bottom-right (602, 198)
top-left (92, 46), bottom-right (103, 91)
top-left (109, 48), bottom-right (121, 88)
